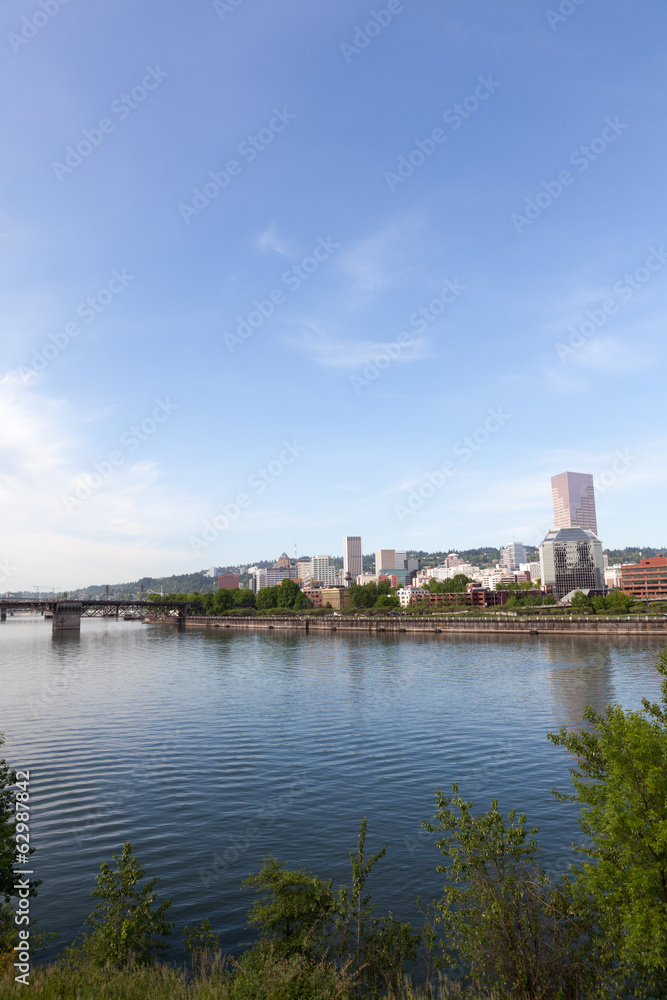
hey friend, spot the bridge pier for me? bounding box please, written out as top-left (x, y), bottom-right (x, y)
top-left (0, 607), bottom-right (6, 622)
top-left (53, 601), bottom-right (82, 634)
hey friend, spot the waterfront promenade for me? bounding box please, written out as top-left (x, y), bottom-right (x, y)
top-left (149, 613), bottom-right (667, 636)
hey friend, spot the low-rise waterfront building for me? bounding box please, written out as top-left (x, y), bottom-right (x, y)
top-left (321, 587), bottom-right (351, 609)
top-left (302, 588), bottom-right (324, 608)
top-left (604, 565), bottom-right (623, 590)
top-left (621, 556), bottom-right (667, 600)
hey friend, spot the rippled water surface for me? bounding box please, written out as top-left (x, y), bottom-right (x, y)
top-left (1, 615), bottom-right (665, 961)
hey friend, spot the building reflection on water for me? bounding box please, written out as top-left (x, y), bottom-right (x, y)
top-left (544, 635), bottom-right (665, 733)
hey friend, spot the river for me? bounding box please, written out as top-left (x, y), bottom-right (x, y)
top-left (1, 615), bottom-right (665, 963)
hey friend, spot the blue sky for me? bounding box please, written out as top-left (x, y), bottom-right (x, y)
top-left (1, 0), bottom-right (666, 589)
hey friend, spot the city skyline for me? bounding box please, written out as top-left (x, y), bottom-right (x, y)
top-left (2, 2), bottom-right (666, 590)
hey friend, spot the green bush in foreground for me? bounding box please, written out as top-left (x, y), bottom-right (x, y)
top-left (66, 842), bottom-right (173, 969)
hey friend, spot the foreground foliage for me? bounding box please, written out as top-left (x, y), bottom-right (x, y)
top-left (66, 842), bottom-right (173, 968)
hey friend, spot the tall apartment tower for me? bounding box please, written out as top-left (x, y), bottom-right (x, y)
top-left (551, 472), bottom-right (598, 535)
top-left (343, 537), bottom-right (362, 586)
top-left (311, 556), bottom-right (337, 587)
top-left (500, 542), bottom-right (527, 571)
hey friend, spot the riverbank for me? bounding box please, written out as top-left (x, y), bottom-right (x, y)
top-left (145, 613), bottom-right (667, 635)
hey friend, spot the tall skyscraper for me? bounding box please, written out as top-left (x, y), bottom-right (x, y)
top-left (343, 536), bottom-right (362, 586)
top-left (500, 542), bottom-right (527, 571)
top-left (551, 472), bottom-right (598, 534)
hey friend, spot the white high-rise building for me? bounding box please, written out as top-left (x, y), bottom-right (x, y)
top-left (500, 542), bottom-right (527, 571)
top-left (343, 537), bottom-right (363, 587)
top-left (296, 559), bottom-right (312, 582)
top-left (551, 472), bottom-right (598, 534)
top-left (311, 556), bottom-right (337, 587)
top-left (519, 562), bottom-right (541, 582)
top-left (394, 550), bottom-right (408, 570)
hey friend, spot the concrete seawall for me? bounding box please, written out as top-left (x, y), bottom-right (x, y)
top-left (145, 614), bottom-right (667, 636)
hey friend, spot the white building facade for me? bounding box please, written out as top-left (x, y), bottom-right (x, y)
top-left (311, 555), bottom-right (337, 587)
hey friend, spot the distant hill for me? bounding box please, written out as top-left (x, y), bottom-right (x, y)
top-left (603, 546), bottom-right (665, 565)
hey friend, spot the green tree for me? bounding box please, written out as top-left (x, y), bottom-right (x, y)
top-left (277, 579), bottom-right (301, 609)
top-left (548, 649), bottom-right (667, 996)
top-left (232, 588), bottom-right (256, 608)
top-left (606, 589), bottom-right (635, 614)
top-left (256, 587), bottom-right (278, 610)
top-left (349, 582), bottom-right (378, 609)
top-left (213, 588), bottom-right (234, 613)
top-left (0, 736), bottom-right (18, 969)
top-left (183, 917), bottom-right (220, 975)
top-left (1, 736), bottom-right (40, 971)
top-left (428, 575), bottom-right (472, 595)
top-left (336, 818), bottom-right (418, 995)
top-left (0, 736), bottom-right (18, 904)
top-left (570, 590), bottom-right (594, 614)
top-left (293, 590), bottom-right (313, 611)
top-left (242, 855), bottom-right (336, 959)
top-left (70, 842), bottom-right (173, 968)
top-left (423, 785), bottom-right (599, 999)
top-left (375, 594), bottom-right (399, 610)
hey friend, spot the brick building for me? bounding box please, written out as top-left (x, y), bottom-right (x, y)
top-left (621, 556), bottom-right (667, 600)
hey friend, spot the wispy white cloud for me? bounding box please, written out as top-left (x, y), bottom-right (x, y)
top-left (282, 316), bottom-right (430, 370)
top-left (335, 214), bottom-right (426, 303)
top-left (570, 335), bottom-right (648, 374)
top-left (256, 225), bottom-right (293, 257)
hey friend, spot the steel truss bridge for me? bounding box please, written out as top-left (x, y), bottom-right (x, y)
top-left (0, 599), bottom-right (191, 630)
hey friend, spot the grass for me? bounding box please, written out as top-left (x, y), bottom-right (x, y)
top-left (0, 956), bottom-right (508, 1000)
